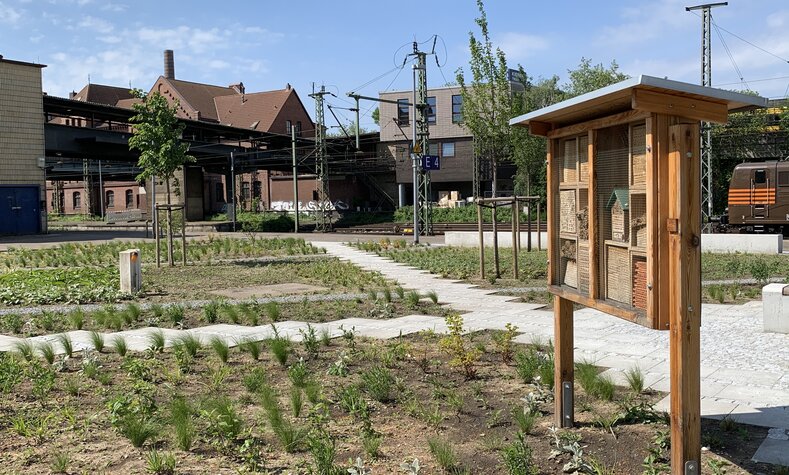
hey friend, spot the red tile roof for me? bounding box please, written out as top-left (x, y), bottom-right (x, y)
top-left (160, 77), bottom-right (237, 122)
top-left (214, 89), bottom-right (292, 131)
top-left (72, 83), bottom-right (134, 106)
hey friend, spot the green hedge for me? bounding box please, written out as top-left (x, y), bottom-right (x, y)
top-left (237, 212), bottom-right (296, 232)
top-left (393, 206), bottom-right (541, 223)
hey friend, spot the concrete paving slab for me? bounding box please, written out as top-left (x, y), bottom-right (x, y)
top-left (752, 428), bottom-right (789, 465)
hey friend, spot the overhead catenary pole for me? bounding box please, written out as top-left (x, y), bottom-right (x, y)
top-left (292, 126), bottom-right (299, 232)
top-left (310, 84), bottom-right (333, 232)
top-left (686, 1), bottom-right (727, 231)
top-left (411, 62), bottom-right (420, 243)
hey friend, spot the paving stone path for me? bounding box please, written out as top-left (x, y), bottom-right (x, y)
top-left (2, 240), bottom-right (788, 462)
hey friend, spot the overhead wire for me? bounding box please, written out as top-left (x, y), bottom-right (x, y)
top-left (711, 14), bottom-right (750, 90)
top-left (688, 10), bottom-right (789, 64)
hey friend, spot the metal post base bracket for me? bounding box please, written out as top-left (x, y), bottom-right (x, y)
top-left (685, 460), bottom-right (698, 475)
top-left (562, 381), bottom-right (574, 428)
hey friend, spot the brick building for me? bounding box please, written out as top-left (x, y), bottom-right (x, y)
top-left (0, 56), bottom-right (47, 234)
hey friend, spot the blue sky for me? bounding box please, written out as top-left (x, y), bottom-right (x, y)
top-left (1, 0), bottom-right (788, 130)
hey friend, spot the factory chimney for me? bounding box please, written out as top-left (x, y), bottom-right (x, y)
top-left (164, 50), bottom-right (175, 79)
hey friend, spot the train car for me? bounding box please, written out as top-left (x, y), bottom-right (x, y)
top-left (721, 160), bottom-right (789, 235)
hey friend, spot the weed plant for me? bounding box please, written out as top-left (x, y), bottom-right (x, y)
top-left (66, 307), bottom-right (85, 330)
top-left (361, 365), bottom-right (394, 402)
top-left (38, 341), bottom-right (56, 365)
top-left (512, 407), bottom-right (537, 435)
top-left (50, 452), bottom-right (70, 474)
top-left (428, 436), bottom-right (459, 472)
top-left (238, 338), bottom-right (262, 360)
top-left (243, 367), bottom-right (266, 394)
top-left (269, 328), bottom-right (290, 366)
top-left (56, 333), bottom-right (73, 358)
top-left (169, 396), bottom-right (194, 451)
top-left (166, 305), bottom-right (185, 327)
top-left (117, 416), bottom-right (158, 447)
top-left (203, 301), bottom-right (220, 323)
top-left (264, 301), bottom-right (281, 322)
top-left (288, 359), bottom-right (309, 388)
top-left (492, 323), bottom-right (518, 363)
top-left (290, 386), bottom-right (303, 417)
top-left (147, 330), bottom-right (166, 353)
top-left (145, 450), bottom-right (176, 475)
top-left (174, 333), bottom-right (202, 358)
top-left (209, 336), bottom-right (230, 364)
top-left (200, 397), bottom-right (244, 444)
top-left (300, 324), bottom-right (319, 358)
top-left (501, 432), bottom-right (537, 475)
top-left (438, 314), bottom-right (481, 380)
top-left (624, 366), bottom-right (645, 394)
top-left (110, 336), bottom-right (128, 357)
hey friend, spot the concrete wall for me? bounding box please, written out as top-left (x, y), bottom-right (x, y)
top-left (445, 231), bottom-right (784, 254)
top-left (445, 231), bottom-right (547, 249)
top-left (702, 233), bottom-right (783, 254)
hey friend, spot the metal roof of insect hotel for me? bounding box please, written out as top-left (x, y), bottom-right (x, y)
top-left (509, 74), bottom-right (768, 134)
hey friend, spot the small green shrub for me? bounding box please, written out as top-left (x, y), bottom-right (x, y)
top-left (264, 301), bottom-right (281, 322)
top-left (243, 367), bottom-right (266, 394)
top-left (438, 314), bottom-right (481, 380)
top-left (512, 407), bottom-right (537, 435)
top-left (492, 323), bottom-right (518, 363)
top-left (300, 324), bottom-right (320, 359)
top-left (288, 359), bottom-right (309, 388)
top-left (501, 432), bottom-right (537, 475)
top-left (203, 301), bottom-right (220, 323)
top-left (166, 305), bottom-right (185, 327)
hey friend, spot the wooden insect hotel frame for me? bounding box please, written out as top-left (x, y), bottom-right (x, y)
top-left (510, 75), bottom-right (766, 474)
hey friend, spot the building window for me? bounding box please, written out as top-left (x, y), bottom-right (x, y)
top-left (427, 96), bottom-right (436, 124)
top-left (216, 182), bottom-right (224, 202)
top-left (253, 180), bottom-right (262, 199)
top-left (125, 189), bottom-right (134, 208)
top-left (73, 192), bottom-right (81, 209)
top-left (428, 143), bottom-right (439, 156)
top-left (296, 121), bottom-right (302, 136)
top-left (241, 182), bottom-right (251, 201)
top-left (442, 142), bottom-right (455, 157)
top-left (286, 120), bottom-right (292, 134)
top-left (105, 190), bottom-right (114, 208)
top-left (452, 95), bottom-right (463, 123)
top-left (397, 98), bottom-right (409, 126)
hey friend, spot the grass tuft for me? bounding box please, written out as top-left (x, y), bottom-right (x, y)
top-left (209, 336), bottom-right (230, 364)
top-left (89, 331), bottom-right (105, 353)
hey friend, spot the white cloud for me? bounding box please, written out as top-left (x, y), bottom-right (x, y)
top-left (137, 26), bottom-right (227, 54)
top-left (595, 0), bottom-right (695, 48)
top-left (78, 16), bottom-right (113, 34)
top-left (100, 2), bottom-right (127, 12)
top-left (496, 32), bottom-right (549, 62)
top-left (207, 59), bottom-right (229, 69)
top-left (0, 2), bottom-right (22, 24)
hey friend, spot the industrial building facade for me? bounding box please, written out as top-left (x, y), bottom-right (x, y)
top-left (0, 56), bottom-right (46, 234)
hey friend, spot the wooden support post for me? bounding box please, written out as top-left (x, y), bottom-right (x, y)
top-left (537, 201), bottom-right (541, 251)
top-left (587, 130), bottom-right (598, 299)
top-left (668, 123), bottom-right (701, 474)
top-left (527, 199), bottom-right (532, 252)
top-left (155, 207), bottom-right (161, 268)
top-left (492, 203), bottom-right (500, 278)
top-left (478, 202), bottom-right (485, 279)
top-left (546, 140), bottom-right (556, 285)
top-left (515, 199), bottom-right (521, 253)
top-left (512, 201), bottom-right (518, 279)
top-left (181, 207), bottom-right (186, 266)
top-left (554, 295), bottom-right (574, 428)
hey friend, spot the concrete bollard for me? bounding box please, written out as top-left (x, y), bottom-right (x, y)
top-left (762, 283), bottom-right (789, 334)
top-left (119, 249), bottom-right (142, 294)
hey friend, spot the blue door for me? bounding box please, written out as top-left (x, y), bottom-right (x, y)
top-left (0, 186), bottom-right (40, 235)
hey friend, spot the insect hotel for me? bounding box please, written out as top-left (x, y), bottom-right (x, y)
top-left (510, 75), bottom-right (766, 474)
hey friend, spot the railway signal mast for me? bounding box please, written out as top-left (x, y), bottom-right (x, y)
top-left (686, 1), bottom-right (727, 232)
top-left (310, 84), bottom-right (334, 232)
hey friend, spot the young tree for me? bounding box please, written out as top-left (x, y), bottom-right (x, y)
top-left (564, 57), bottom-right (629, 98)
top-left (456, 0), bottom-right (513, 198)
top-left (128, 89), bottom-right (195, 266)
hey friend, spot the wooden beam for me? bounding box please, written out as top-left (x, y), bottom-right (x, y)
top-left (529, 120), bottom-right (553, 137)
top-left (548, 285), bottom-right (650, 326)
top-left (554, 296), bottom-right (574, 428)
top-left (647, 114), bottom-right (674, 330)
top-left (668, 123), bottom-right (702, 474)
top-left (633, 89), bottom-right (728, 124)
top-left (587, 130), bottom-right (598, 299)
top-left (546, 109), bottom-right (650, 139)
top-left (547, 139), bottom-right (557, 285)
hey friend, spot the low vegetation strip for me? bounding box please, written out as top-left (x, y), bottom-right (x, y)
top-left (0, 236), bottom-right (321, 271)
top-left (351, 240), bottom-right (789, 287)
top-left (0, 267), bottom-right (121, 306)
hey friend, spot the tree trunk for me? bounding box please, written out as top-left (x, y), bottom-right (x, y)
top-left (491, 155), bottom-right (498, 198)
top-left (166, 179), bottom-right (174, 267)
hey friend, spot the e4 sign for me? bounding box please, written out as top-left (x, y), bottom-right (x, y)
top-left (422, 155), bottom-right (440, 170)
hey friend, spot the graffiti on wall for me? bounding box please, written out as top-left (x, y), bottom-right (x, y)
top-left (270, 200), bottom-right (349, 212)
